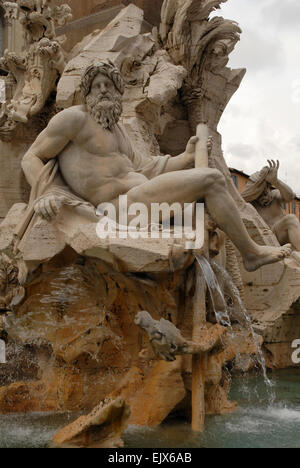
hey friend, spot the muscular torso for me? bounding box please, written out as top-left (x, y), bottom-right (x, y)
top-left (58, 109), bottom-right (148, 206)
top-left (254, 194), bottom-right (285, 228)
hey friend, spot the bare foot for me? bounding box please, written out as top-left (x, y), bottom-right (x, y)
top-left (243, 244), bottom-right (292, 272)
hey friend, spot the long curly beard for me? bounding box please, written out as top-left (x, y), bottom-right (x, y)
top-left (85, 93), bottom-right (123, 130)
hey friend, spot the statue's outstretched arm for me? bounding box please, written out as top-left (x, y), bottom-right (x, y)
top-left (164, 136), bottom-right (198, 173)
top-left (163, 135), bottom-right (213, 173)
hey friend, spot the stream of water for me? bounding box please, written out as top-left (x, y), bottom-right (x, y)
top-left (196, 256), bottom-right (274, 397)
top-left (210, 261), bottom-right (274, 393)
top-left (196, 256), bottom-right (231, 327)
top-left (0, 370), bottom-right (299, 448)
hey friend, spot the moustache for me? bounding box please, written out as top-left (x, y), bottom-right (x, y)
top-left (97, 93), bottom-right (114, 101)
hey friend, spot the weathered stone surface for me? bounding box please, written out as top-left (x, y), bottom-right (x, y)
top-left (128, 358), bottom-right (186, 426)
top-left (0, 250), bottom-right (188, 413)
top-left (205, 382), bottom-right (237, 416)
top-left (53, 397), bottom-right (131, 448)
top-left (54, 0), bottom-right (164, 27)
top-left (0, 246), bottom-right (259, 419)
top-left (263, 299), bottom-right (300, 369)
top-left (0, 203), bottom-right (27, 252)
top-left (57, 4), bottom-right (155, 108)
top-left (0, 202), bottom-right (194, 273)
top-left (0, 1), bottom-right (72, 141)
top-left (0, 381), bottom-right (57, 414)
top-left (236, 210), bottom-right (300, 368)
top-left (146, 51), bottom-right (187, 107)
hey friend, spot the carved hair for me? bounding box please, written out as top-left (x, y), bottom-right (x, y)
top-left (80, 61), bottom-right (125, 99)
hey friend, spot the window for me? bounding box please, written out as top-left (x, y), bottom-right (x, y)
top-left (292, 201), bottom-right (296, 215)
top-left (231, 174), bottom-right (238, 189)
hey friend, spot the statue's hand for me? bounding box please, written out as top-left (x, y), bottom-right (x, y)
top-left (185, 136), bottom-right (199, 162)
top-left (34, 193), bottom-right (63, 221)
top-left (207, 136), bottom-right (213, 157)
top-left (266, 159), bottom-right (279, 185)
top-left (185, 135), bottom-right (213, 154)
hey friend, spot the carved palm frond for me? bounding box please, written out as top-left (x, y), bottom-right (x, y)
top-left (160, 0), bottom-right (241, 78)
top-left (160, 0), bottom-right (244, 131)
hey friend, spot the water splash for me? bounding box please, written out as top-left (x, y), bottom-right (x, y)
top-left (211, 261), bottom-right (274, 395)
top-left (195, 256), bottom-right (231, 327)
top-left (195, 256), bottom-right (274, 400)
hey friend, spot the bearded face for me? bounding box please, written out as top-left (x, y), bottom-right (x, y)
top-left (85, 73), bottom-right (123, 130)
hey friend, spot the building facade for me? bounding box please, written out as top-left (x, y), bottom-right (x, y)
top-left (230, 168), bottom-right (300, 221)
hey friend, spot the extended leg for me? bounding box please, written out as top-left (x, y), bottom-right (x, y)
top-left (125, 168), bottom-right (291, 271)
top-left (273, 215), bottom-right (300, 251)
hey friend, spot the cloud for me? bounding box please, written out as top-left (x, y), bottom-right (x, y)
top-left (261, 0), bottom-right (300, 31)
top-left (225, 27), bottom-right (286, 74)
top-left (226, 142), bottom-right (258, 160)
top-left (214, 0), bottom-right (300, 195)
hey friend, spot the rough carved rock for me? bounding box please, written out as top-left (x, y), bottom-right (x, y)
top-left (0, 253), bottom-right (25, 312)
top-left (0, 248), bottom-right (188, 414)
top-left (128, 358), bottom-right (186, 426)
top-left (235, 210), bottom-right (300, 369)
top-left (56, 4), bottom-right (156, 109)
top-left (52, 397), bottom-right (130, 448)
top-left (0, 245), bottom-right (259, 419)
top-left (0, 203), bottom-right (195, 275)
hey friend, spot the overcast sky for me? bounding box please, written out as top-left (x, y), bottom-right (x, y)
top-left (212, 0), bottom-right (300, 195)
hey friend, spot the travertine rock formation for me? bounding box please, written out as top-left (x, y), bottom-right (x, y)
top-left (0, 252), bottom-right (23, 310)
top-left (0, 225), bottom-right (261, 421)
top-left (239, 250), bottom-right (300, 369)
top-left (53, 397), bottom-right (131, 448)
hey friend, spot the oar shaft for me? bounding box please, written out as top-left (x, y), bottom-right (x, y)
top-left (195, 124), bottom-right (209, 169)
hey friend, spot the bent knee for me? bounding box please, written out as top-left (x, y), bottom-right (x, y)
top-left (284, 214), bottom-right (299, 227)
top-left (204, 169), bottom-right (226, 189)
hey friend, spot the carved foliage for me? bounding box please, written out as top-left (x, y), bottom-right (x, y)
top-left (0, 0), bottom-right (72, 140)
top-left (160, 0), bottom-right (243, 131)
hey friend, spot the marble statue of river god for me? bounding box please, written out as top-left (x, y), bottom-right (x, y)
top-left (242, 159), bottom-right (300, 253)
top-left (20, 61), bottom-right (291, 272)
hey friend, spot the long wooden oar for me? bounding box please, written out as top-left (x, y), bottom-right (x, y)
top-left (191, 123), bottom-right (210, 432)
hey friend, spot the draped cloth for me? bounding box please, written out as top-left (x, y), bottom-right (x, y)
top-left (241, 168), bottom-right (269, 204)
top-left (15, 160), bottom-right (96, 252)
top-left (114, 124), bottom-right (171, 179)
top-left (15, 123), bottom-right (171, 251)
